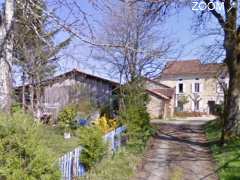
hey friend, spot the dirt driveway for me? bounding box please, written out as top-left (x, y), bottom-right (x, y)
top-left (134, 119), bottom-right (218, 180)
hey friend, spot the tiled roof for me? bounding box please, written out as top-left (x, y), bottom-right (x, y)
top-left (145, 78), bottom-right (171, 88)
top-left (146, 88), bottom-right (175, 100)
top-left (161, 60), bottom-right (226, 78)
top-left (152, 88), bottom-right (175, 98)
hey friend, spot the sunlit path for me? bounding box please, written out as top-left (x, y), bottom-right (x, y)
top-left (134, 119), bottom-right (218, 180)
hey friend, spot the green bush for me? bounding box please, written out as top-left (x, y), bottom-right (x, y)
top-left (0, 112), bottom-right (61, 179)
top-left (11, 102), bottom-right (22, 113)
top-left (77, 127), bottom-right (107, 170)
top-left (120, 80), bottom-right (154, 152)
top-left (214, 103), bottom-right (224, 116)
top-left (58, 104), bottom-right (77, 131)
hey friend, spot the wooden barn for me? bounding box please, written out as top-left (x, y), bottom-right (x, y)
top-left (15, 69), bottom-right (119, 119)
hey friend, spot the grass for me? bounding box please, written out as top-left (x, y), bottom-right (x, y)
top-left (205, 120), bottom-right (240, 180)
top-left (37, 125), bottom-right (80, 158)
top-left (5, 112), bottom-right (81, 158)
top-left (79, 148), bottom-right (141, 180)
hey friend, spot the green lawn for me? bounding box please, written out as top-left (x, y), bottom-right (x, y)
top-left (37, 125), bottom-right (80, 158)
top-left (205, 120), bottom-right (240, 180)
top-left (79, 149), bottom-right (141, 180)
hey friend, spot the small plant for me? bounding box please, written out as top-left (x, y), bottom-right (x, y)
top-left (11, 102), bottom-right (22, 113)
top-left (94, 115), bottom-right (118, 133)
top-left (58, 104), bottom-right (77, 138)
top-left (214, 103), bottom-right (224, 116)
top-left (77, 127), bottom-right (107, 169)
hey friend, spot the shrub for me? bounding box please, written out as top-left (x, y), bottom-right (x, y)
top-left (214, 103), bottom-right (224, 116)
top-left (58, 104), bottom-right (77, 131)
top-left (77, 127), bottom-right (107, 170)
top-left (11, 102), bottom-right (22, 113)
top-left (120, 80), bottom-right (154, 151)
top-left (0, 112), bottom-right (61, 179)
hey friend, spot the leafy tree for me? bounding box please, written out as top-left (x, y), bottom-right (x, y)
top-left (14, 0), bottom-right (71, 114)
top-left (120, 79), bottom-right (154, 151)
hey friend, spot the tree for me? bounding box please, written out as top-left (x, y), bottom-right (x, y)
top-left (191, 0), bottom-right (240, 136)
top-left (137, 0), bottom-right (240, 137)
top-left (13, 0), bottom-right (71, 116)
top-left (94, 1), bottom-right (172, 83)
top-left (0, 0), bottom-right (14, 113)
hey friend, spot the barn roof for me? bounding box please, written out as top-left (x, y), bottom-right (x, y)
top-left (15, 69), bottom-right (119, 89)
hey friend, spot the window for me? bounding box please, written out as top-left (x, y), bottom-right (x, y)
top-left (217, 82), bottom-right (227, 93)
top-left (178, 83), bottom-right (183, 93)
top-left (194, 83), bottom-right (200, 93)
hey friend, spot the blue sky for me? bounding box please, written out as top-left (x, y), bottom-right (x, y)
top-left (0, 0), bottom-right (220, 82)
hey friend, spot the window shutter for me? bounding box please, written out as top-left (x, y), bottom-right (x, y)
top-left (200, 83), bottom-right (203, 92)
top-left (176, 84), bottom-right (179, 94)
top-left (191, 100), bottom-right (195, 111)
top-left (199, 100), bottom-right (202, 111)
top-left (192, 83), bottom-right (195, 93)
top-left (182, 83), bottom-right (185, 93)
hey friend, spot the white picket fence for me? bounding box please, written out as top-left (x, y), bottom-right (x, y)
top-left (59, 126), bottom-right (126, 179)
top-left (59, 146), bottom-right (85, 180)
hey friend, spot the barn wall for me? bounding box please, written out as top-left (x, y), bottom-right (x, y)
top-left (42, 73), bottom-right (115, 118)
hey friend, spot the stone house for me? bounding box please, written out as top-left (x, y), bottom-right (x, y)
top-left (156, 60), bottom-right (228, 114)
top-left (145, 79), bottom-right (175, 119)
top-left (15, 69), bottom-right (119, 119)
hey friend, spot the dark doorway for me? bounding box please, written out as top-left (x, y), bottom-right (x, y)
top-left (208, 101), bottom-right (215, 114)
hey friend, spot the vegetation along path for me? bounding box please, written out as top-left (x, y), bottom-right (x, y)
top-left (135, 118), bottom-right (218, 180)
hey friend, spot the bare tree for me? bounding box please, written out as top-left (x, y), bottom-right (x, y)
top-left (94, 1), bottom-right (173, 83)
top-left (137, 0), bottom-right (240, 137)
top-left (190, 0), bottom-right (240, 137)
top-left (0, 0), bottom-right (14, 113)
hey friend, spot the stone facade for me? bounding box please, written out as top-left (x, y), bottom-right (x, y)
top-left (145, 79), bottom-right (175, 119)
top-left (158, 60), bottom-right (228, 114)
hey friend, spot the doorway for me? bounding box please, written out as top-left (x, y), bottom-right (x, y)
top-left (208, 101), bottom-right (215, 114)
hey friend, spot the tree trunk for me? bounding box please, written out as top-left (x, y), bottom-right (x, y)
top-left (21, 72), bottom-right (26, 111)
top-left (30, 84), bottom-right (34, 112)
top-left (225, 62), bottom-right (240, 136)
top-left (0, 0), bottom-right (14, 113)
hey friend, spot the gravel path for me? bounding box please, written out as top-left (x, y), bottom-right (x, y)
top-left (134, 119), bottom-right (218, 180)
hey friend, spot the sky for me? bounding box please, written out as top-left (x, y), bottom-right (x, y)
top-left (54, 2), bottom-right (219, 82)
top-left (0, 0), bottom-right (220, 83)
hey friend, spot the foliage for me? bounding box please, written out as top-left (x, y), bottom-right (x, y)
top-left (205, 120), bottom-right (240, 180)
top-left (99, 95), bottom-right (119, 119)
top-left (79, 149), bottom-right (141, 180)
top-left (58, 104), bottom-right (78, 131)
top-left (10, 102), bottom-right (22, 113)
top-left (178, 95), bottom-right (189, 105)
top-left (77, 127), bottom-right (107, 170)
top-left (120, 80), bottom-right (154, 152)
top-left (0, 112), bottom-right (61, 179)
top-left (94, 115), bottom-right (118, 134)
top-left (214, 103), bottom-right (224, 116)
